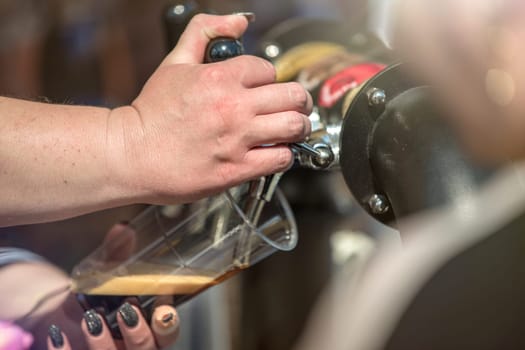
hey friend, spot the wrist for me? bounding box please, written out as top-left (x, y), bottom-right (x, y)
top-left (106, 105), bottom-right (151, 204)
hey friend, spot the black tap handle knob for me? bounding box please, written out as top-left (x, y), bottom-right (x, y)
top-left (205, 38), bottom-right (244, 63)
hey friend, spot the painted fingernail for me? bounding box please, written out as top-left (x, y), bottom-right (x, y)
top-left (152, 308), bottom-right (179, 335)
top-left (84, 309), bottom-right (103, 336)
top-left (119, 302), bottom-right (139, 328)
top-left (118, 220), bottom-right (129, 225)
top-left (232, 12), bottom-right (256, 22)
top-left (48, 324), bottom-right (64, 348)
top-left (163, 312), bottom-right (174, 323)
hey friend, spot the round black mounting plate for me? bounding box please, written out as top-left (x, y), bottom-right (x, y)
top-left (339, 63), bottom-right (419, 225)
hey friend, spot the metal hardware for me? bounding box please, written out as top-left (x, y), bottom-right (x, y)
top-left (368, 194), bottom-right (390, 214)
top-left (291, 142), bottom-right (335, 170)
top-left (367, 88), bottom-right (387, 106)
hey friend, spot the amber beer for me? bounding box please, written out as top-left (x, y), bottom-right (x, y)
top-left (73, 263), bottom-right (247, 306)
top-left (72, 188), bottom-right (297, 338)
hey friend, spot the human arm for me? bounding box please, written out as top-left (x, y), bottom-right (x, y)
top-left (0, 98), bottom-right (126, 226)
top-left (0, 14), bottom-right (312, 227)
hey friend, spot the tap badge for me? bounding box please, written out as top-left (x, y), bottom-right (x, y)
top-left (318, 63), bottom-right (385, 108)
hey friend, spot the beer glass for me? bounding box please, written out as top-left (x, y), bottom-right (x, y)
top-left (71, 181), bottom-right (297, 336)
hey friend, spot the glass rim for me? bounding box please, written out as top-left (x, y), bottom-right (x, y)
top-left (224, 187), bottom-right (298, 252)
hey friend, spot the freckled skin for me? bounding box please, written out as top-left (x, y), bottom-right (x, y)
top-left (0, 14), bottom-right (312, 226)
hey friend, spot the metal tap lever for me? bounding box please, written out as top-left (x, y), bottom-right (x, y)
top-left (290, 142), bottom-right (320, 158)
top-left (291, 142), bottom-right (335, 169)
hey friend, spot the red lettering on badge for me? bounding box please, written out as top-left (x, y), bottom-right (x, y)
top-left (318, 63), bottom-right (385, 108)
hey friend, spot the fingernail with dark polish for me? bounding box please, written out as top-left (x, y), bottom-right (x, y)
top-left (48, 324), bottom-right (64, 348)
top-left (118, 220), bottom-right (129, 225)
top-left (84, 309), bottom-right (103, 336)
top-left (119, 302), bottom-right (139, 328)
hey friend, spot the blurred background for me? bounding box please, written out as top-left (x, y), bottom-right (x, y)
top-left (0, 1), bottom-right (397, 349)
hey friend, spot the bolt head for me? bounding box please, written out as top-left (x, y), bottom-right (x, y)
top-left (173, 4), bottom-right (186, 15)
top-left (368, 194), bottom-right (389, 214)
top-left (264, 43), bottom-right (281, 59)
top-left (368, 88), bottom-right (386, 106)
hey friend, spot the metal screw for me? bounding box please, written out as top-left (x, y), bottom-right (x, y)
top-left (264, 43), bottom-right (281, 59)
top-left (367, 88), bottom-right (386, 106)
top-left (173, 4), bottom-right (186, 15)
top-left (368, 194), bottom-right (390, 214)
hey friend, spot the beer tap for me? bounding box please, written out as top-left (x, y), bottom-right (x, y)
top-left (205, 37), bottom-right (336, 171)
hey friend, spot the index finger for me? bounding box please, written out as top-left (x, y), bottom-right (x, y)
top-left (219, 55), bottom-right (276, 88)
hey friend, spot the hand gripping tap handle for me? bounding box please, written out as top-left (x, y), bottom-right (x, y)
top-left (204, 36), bottom-right (284, 269)
top-left (205, 35), bottom-right (281, 205)
top-left (204, 38), bottom-right (334, 169)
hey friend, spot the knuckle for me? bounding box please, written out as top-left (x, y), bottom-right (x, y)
top-left (236, 56), bottom-right (254, 72)
top-left (131, 334), bottom-right (151, 347)
top-left (190, 13), bottom-right (209, 27)
top-left (287, 83), bottom-right (308, 108)
top-left (286, 112), bottom-right (307, 139)
top-left (201, 64), bottom-right (230, 84)
top-left (239, 56), bottom-right (276, 82)
top-left (258, 57), bottom-right (276, 81)
top-left (214, 95), bottom-right (242, 126)
top-left (275, 147), bottom-right (293, 170)
top-left (220, 17), bottom-right (239, 35)
top-left (217, 163), bottom-right (238, 185)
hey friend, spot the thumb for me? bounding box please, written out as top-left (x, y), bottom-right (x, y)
top-left (161, 13), bottom-right (249, 66)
